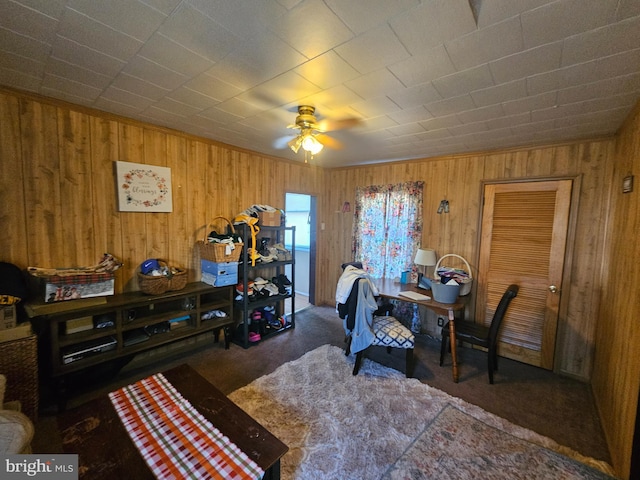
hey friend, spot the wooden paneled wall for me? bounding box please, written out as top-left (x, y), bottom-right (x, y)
top-left (0, 89), bottom-right (325, 294)
top-left (321, 140), bottom-right (615, 382)
top-left (592, 101), bottom-right (640, 479)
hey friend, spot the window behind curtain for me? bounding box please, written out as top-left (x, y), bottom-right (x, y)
top-left (353, 181), bottom-right (424, 279)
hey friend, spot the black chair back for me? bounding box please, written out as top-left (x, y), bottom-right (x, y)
top-left (487, 284), bottom-right (519, 344)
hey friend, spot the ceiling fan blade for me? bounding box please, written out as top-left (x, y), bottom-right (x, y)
top-left (316, 133), bottom-right (344, 150)
top-left (316, 117), bottom-right (362, 132)
top-left (273, 135), bottom-right (294, 149)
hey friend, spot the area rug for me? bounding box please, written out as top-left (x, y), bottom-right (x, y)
top-left (228, 344), bottom-right (616, 480)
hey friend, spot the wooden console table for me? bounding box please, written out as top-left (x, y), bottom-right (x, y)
top-left (25, 282), bottom-right (234, 408)
top-left (58, 364), bottom-right (288, 479)
top-left (374, 278), bottom-right (466, 382)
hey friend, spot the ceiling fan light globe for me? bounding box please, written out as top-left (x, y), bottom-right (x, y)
top-left (302, 135), bottom-right (323, 155)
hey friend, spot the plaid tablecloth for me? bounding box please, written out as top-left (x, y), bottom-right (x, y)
top-left (109, 373), bottom-right (264, 480)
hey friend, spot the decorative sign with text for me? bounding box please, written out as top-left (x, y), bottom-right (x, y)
top-left (115, 161), bottom-right (173, 212)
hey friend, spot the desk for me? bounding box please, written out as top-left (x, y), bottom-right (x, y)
top-left (58, 364), bottom-right (288, 479)
top-left (375, 279), bottom-right (465, 383)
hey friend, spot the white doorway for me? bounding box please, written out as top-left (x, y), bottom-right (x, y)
top-left (285, 193), bottom-right (315, 312)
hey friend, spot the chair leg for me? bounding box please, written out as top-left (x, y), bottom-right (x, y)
top-left (353, 351), bottom-right (363, 375)
top-left (405, 348), bottom-right (414, 378)
top-left (345, 336), bottom-right (352, 356)
top-left (439, 335), bottom-right (449, 366)
top-left (487, 347), bottom-right (495, 384)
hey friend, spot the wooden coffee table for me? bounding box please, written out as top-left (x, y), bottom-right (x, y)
top-left (58, 364), bottom-right (288, 479)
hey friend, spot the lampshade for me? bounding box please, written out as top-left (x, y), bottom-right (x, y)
top-left (414, 248), bottom-right (437, 266)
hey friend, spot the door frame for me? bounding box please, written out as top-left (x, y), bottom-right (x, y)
top-left (476, 175), bottom-right (581, 373)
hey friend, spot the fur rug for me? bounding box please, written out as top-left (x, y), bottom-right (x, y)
top-left (228, 345), bottom-right (616, 480)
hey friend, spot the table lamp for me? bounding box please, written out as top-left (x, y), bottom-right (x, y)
top-left (414, 248), bottom-right (437, 282)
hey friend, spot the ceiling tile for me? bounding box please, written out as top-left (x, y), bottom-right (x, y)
top-left (387, 105), bottom-right (433, 124)
top-left (111, 73), bottom-right (170, 101)
top-left (0, 28), bottom-right (51, 63)
top-left (426, 94), bottom-right (476, 117)
top-left (271, 0), bottom-right (354, 59)
top-left (489, 43), bottom-right (562, 84)
top-left (50, 36), bottom-right (125, 77)
top-left (432, 64), bottom-right (495, 99)
top-left (158, 2), bottom-right (240, 62)
top-left (388, 45), bottom-right (456, 87)
top-left (521, 0), bottom-right (618, 49)
top-left (390, 0), bottom-right (477, 53)
top-left (473, 0), bottom-right (555, 28)
top-left (617, 0), bottom-right (640, 19)
top-left (561, 15), bottom-right (640, 66)
top-left (471, 79), bottom-right (528, 107)
top-left (350, 95), bottom-right (401, 117)
top-left (445, 17), bottom-right (523, 71)
top-left (166, 86), bottom-right (221, 111)
top-left (183, 72), bottom-right (242, 103)
top-left (122, 56), bottom-right (188, 90)
top-left (101, 86), bottom-right (156, 110)
top-left (335, 24), bottom-right (410, 75)
top-left (325, 0), bottom-right (420, 34)
top-left (344, 68), bottom-right (405, 100)
top-left (67, 0), bottom-right (167, 41)
top-left (190, 0), bottom-right (286, 39)
top-left (149, 97), bottom-right (204, 117)
top-left (295, 51), bottom-right (360, 89)
top-left (457, 104), bottom-right (505, 124)
top-left (58, 8), bottom-right (143, 62)
top-left (388, 82), bottom-right (442, 109)
top-left (138, 33), bottom-right (215, 77)
top-left (41, 72), bottom-right (102, 101)
top-left (46, 58), bottom-right (112, 90)
top-left (502, 91), bottom-right (558, 115)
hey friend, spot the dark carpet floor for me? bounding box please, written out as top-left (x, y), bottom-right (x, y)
top-left (32, 304), bottom-right (611, 466)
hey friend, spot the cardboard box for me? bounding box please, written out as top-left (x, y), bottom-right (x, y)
top-left (201, 261), bottom-right (238, 287)
top-left (64, 316), bottom-right (95, 334)
top-left (37, 273), bottom-right (115, 303)
top-left (0, 305), bottom-right (17, 330)
top-left (258, 210), bottom-right (281, 227)
top-left (0, 322), bottom-right (32, 342)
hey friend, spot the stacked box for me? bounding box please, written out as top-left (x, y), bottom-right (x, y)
top-left (201, 261), bottom-right (238, 287)
top-left (258, 211), bottom-right (281, 226)
top-left (36, 273), bottom-right (115, 303)
top-left (0, 305), bottom-right (16, 330)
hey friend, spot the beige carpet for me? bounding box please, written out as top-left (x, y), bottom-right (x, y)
top-left (229, 344), bottom-right (616, 480)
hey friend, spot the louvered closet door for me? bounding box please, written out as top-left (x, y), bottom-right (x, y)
top-left (477, 180), bottom-right (572, 369)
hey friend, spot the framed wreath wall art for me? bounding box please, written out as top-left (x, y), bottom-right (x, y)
top-left (115, 161), bottom-right (173, 212)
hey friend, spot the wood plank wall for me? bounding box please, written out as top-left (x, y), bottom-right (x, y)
top-left (592, 101), bottom-right (640, 479)
top-left (322, 140), bottom-right (614, 381)
top-left (2, 87), bottom-right (637, 478)
top-left (0, 89), bottom-right (325, 295)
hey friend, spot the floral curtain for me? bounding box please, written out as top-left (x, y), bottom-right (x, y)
top-left (352, 181), bottom-right (424, 279)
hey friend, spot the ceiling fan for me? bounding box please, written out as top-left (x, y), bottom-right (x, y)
top-left (284, 105), bottom-right (360, 162)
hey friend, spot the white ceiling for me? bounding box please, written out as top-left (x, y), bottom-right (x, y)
top-left (1, 0), bottom-right (640, 168)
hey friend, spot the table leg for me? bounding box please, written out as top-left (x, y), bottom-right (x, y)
top-left (448, 310), bottom-right (459, 382)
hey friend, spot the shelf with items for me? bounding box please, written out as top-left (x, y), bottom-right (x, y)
top-left (25, 282), bottom-right (235, 407)
top-left (234, 224), bottom-right (296, 348)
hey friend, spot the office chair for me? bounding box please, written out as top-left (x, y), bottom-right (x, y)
top-left (337, 265), bottom-right (414, 377)
top-left (440, 284), bottom-right (519, 384)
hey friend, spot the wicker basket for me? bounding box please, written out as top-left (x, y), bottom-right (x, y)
top-left (197, 216), bottom-right (243, 263)
top-left (434, 254), bottom-right (473, 296)
top-left (137, 260), bottom-right (187, 295)
top-left (0, 334), bottom-right (38, 422)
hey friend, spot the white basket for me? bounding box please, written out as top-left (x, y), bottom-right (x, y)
top-left (434, 254), bottom-right (473, 296)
